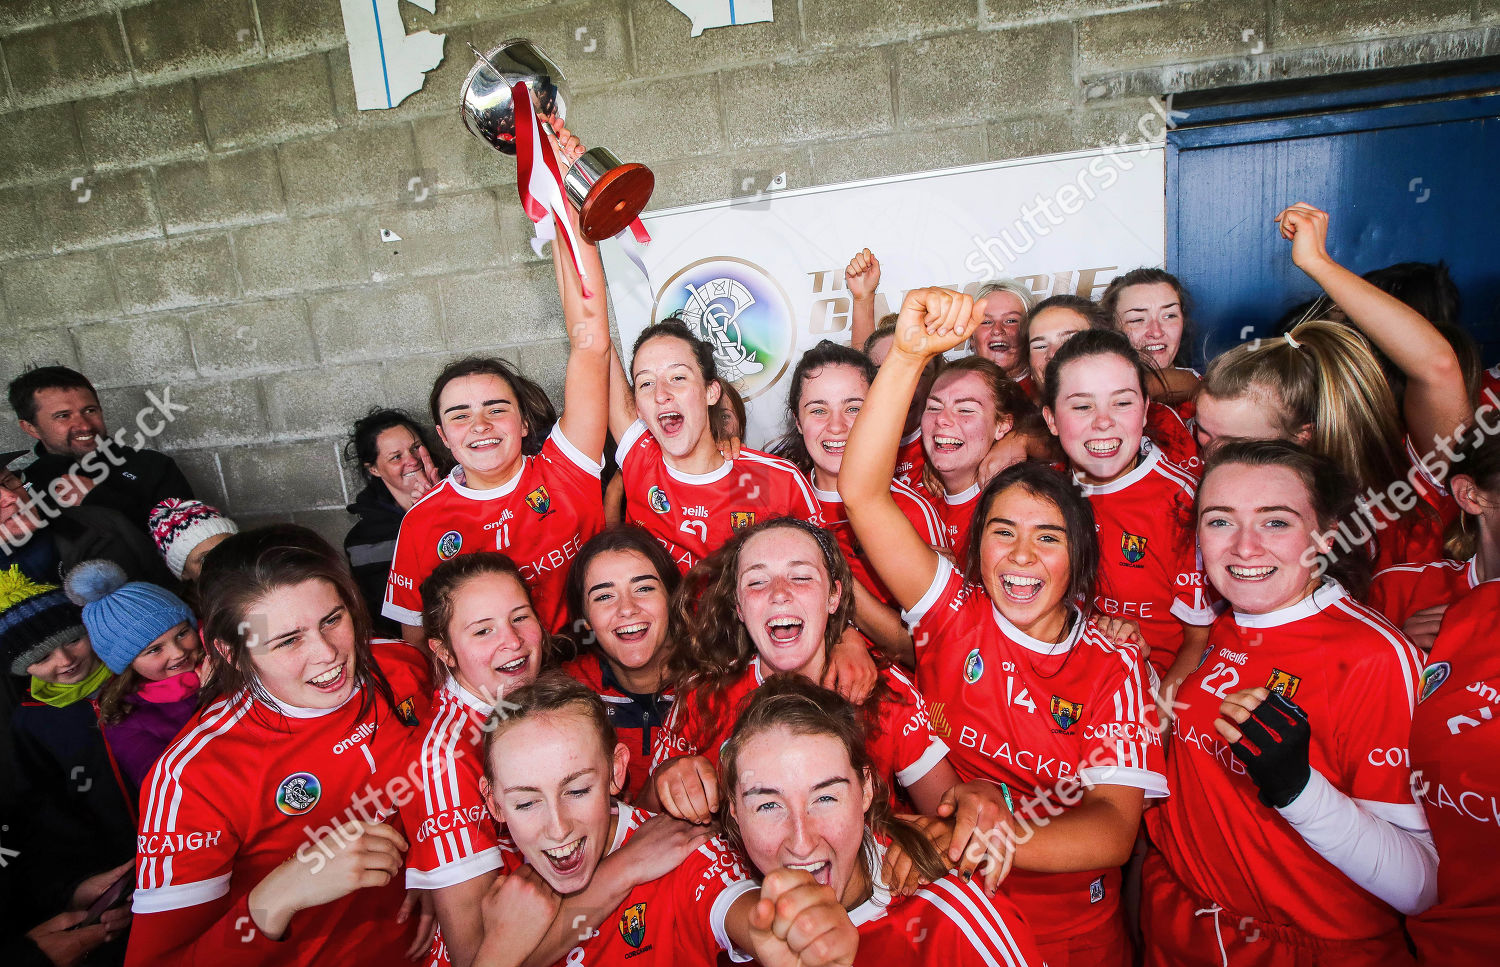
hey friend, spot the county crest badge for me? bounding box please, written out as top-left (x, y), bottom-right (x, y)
top-left (729, 511), bottom-right (757, 532)
top-left (525, 485), bottom-right (553, 517)
top-left (1265, 668), bottom-right (1301, 700)
top-left (1050, 696), bottom-right (1083, 732)
top-left (1121, 532), bottom-right (1148, 564)
top-left (395, 696), bottom-right (419, 727)
top-left (618, 901), bottom-right (648, 949)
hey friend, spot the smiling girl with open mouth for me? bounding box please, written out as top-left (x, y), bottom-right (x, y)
top-left (841, 287), bottom-right (1167, 967)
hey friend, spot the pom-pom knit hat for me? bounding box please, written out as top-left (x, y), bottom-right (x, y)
top-left (0, 565), bottom-right (87, 676)
top-left (149, 498), bottom-right (238, 579)
top-left (65, 560), bottom-right (196, 674)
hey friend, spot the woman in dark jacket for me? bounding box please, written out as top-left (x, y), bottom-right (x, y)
top-left (342, 409), bottom-right (445, 638)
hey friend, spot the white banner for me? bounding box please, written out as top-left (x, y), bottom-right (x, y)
top-left (602, 144), bottom-right (1165, 448)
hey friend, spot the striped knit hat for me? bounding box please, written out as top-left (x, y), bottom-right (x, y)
top-left (0, 566), bottom-right (87, 676)
top-left (149, 498), bottom-right (239, 579)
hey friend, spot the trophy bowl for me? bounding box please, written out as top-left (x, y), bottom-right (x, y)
top-left (461, 39), bottom-right (654, 242)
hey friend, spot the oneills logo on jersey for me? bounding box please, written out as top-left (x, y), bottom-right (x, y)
top-left (648, 485), bottom-right (671, 513)
top-left (618, 901), bottom-right (648, 949)
top-left (729, 511), bottom-right (757, 532)
top-left (652, 257), bottom-right (795, 402)
top-left (1265, 668), bottom-right (1301, 700)
top-left (436, 530), bottom-right (462, 561)
top-left (395, 696), bottom-right (419, 727)
top-left (525, 485), bottom-right (553, 517)
top-left (1419, 662), bottom-right (1451, 703)
top-left (1050, 696), bottom-right (1084, 732)
top-left (1121, 532), bottom-right (1148, 564)
top-left (927, 702), bottom-right (952, 739)
top-left (963, 648), bottom-right (984, 684)
top-left (275, 772), bottom-right (321, 816)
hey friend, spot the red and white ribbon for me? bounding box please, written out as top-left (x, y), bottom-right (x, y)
top-left (512, 80), bottom-right (590, 289)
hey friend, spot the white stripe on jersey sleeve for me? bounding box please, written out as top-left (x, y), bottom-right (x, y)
top-left (549, 423), bottom-right (604, 477)
top-left (918, 878), bottom-right (1033, 967)
top-left (382, 598), bottom-right (423, 626)
top-left (615, 419), bottom-right (650, 466)
top-left (1330, 598), bottom-right (1424, 711)
top-left (896, 737), bottom-right (950, 788)
top-left (132, 872), bottom-right (232, 914)
top-left (892, 478), bottom-right (946, 546)
top-left (405, 846), bottom-right (506, 890)
top-left (900, 555), bottom-right (955, 628)
top-left (712, 879), bottom-right (760, 963)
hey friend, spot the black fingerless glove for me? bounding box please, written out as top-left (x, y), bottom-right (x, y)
top-left (1227, 691), bottom-right (1312, 809)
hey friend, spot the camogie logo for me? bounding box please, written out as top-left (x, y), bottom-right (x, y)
top-left (652, 257), bottom-right (795, 401)
top-left (1420, 662), bottom-right (1450, 703)
top-left (648, 485), bottom-right (671, 514)
top-left (275, 772), bottom-right (321, 816)
top-left (963, 648), bottom-right (984, 684)
top-left (436, 530), bottom-right (463, 561)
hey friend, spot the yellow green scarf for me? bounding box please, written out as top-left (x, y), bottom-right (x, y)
top-left (31, 661), bottom-right (112, 708)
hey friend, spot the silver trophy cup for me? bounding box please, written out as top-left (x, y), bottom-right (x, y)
top-left (460, 39), bottom-right (654, 243)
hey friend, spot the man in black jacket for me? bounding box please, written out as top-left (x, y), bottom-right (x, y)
top-left (7, 367), bottom-right (193, 536)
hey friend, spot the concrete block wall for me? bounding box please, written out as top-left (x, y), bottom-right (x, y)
top-left (0, 0), bottom-right (1495, 544)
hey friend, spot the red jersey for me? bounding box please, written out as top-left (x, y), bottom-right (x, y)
top-left (814, 477), bottom-right (946, 607)
top-left (128, 641), bottom-right (433, 966)
top-left (617, 420), bottom-right (821, 573)
top-left (1482, 363), bottom-right (1500, 411)
top-left (1015, 371), bottom-right (1036, 403)
top-left (652, 658), bottom-right (949, 795)
top-left (1368, 557), bottom-right (1491, 630)
top-left (851, 844), bottom-right (1043, 967)
top-left (1146, 399), bottom-right (1201, 473)
top-left (406, 678), bottom-right (507, 891)
top-left (1146, 583), bottom-right (1427, 941)
top-left (561, 651), bottom-right (674, 801)
top-left (893, 428), bottom-right (925, 489)
top-left (911, 481), bottom-right (979, 570)
top-left (384, 427), bottom-right (604, 633)
top-left (501, 804), bottom-right (754, 967)
top-left (1078, 441), bottom-right (1217, 676)
top-left (1407, 583), bottom-right (1500, 965)
top-left (903, 558), bottom-right (1166, 945)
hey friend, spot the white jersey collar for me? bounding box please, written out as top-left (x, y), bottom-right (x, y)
top-left (1074, 439), bottom-right (1157, 496)
top-left (444, 676), bottom-right (496, 715)
top-left (1232, 581), bottom-right (1347, 628)
top-left (258, 682), bottom-right (361, 719)
top-left (990, 601), bottom-right (1084, 656)
top-left (944, 481), bottom-right (981, 505)
top-left (846, 840), bottom-right (894, 927)
top-left (447, 458), bottom-right (527, 500)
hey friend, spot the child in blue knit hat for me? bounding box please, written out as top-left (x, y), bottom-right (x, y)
top-left (68, 559), bottom-right (203, 794)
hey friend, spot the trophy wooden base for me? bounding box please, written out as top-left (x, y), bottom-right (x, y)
top-left (579, 162), bottom-right (655, 242)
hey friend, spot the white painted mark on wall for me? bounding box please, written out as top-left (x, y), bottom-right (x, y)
top-left (339, 0), bottom-right (446, 111)
top-left (665, 0), bottom-right (773, 37)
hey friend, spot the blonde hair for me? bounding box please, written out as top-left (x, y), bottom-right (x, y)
top-left (975, 279), bottom-right (1036, 313)
top-left (1199, 320), bottom-right (1405, 495)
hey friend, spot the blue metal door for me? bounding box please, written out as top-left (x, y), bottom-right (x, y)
top-left (1166, 67), bottom-right (1500, 365)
